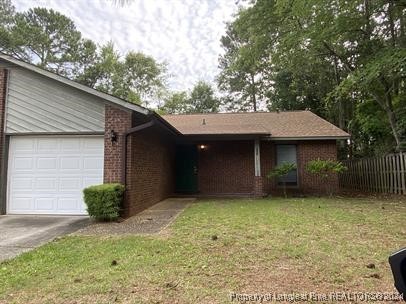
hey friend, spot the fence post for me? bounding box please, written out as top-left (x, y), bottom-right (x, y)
top-left (399, 152), bottom-right (405, 195)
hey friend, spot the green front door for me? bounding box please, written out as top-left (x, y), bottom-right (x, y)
top-left (175, 145), bottom-right (198, 193)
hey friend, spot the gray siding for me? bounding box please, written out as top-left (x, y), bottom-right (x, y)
top-left (0, 60), bottom-right (17, 69)
top-left (5, 68), bottom-right (105, 133)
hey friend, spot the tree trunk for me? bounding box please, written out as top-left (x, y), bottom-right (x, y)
top-left (385, 105), bottom-right (401, 151)
top-left (283, 182), bottom-right (287, 198)
top-left (371, 89), bottom-right (402, 151)
top-left (250, 72), bottom-right (257, 111)
top-left (400, 3), bottom-right (406, 47)
top-left (333, 57), bottom-right (346, 155)
top-left (364, 0), bottom-right (372, 39)
top-left (388, 0), bottom-right (396, 47)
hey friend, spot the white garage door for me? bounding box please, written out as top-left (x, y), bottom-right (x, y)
top-left (7, 136), bottom-right (104, 215)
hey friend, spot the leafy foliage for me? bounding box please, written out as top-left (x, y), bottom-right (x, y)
top-left (83, 183), bottom-right (125, 221)
top-left (218, 0), bottom-right (406, 155)
top-left (0, 0), bottom-right (14, 24)
top-left (267, 162), bottom-right (297, 198)
top-left (217, 20), bottom-right (270, 112)
top-left (76, 42), bottom-right (167, 106)
top-left (0, 7), bottom-right (167, 107)
top-left (306, 159), bottom-right (347, 196)
top-left (159, 91), bottom-right (189, 114)
top-left (0, 0), bottom-right (16, 52)
top-left (188, 81), bottom-right (220, 113)
top-left (1, 7), bottom-right (96, 78)
top-left (306, 159), bottom-right (347, 179)
top-left (267, 162), bottom-right (297, 179)
top-left (159, 81), bottom-right (220, 114)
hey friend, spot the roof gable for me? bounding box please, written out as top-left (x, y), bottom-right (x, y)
top-left (0, 53), bottom-right (149, 115)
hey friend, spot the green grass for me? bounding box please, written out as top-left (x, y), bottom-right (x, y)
top-left (0, 197), bottom-right (405, 303)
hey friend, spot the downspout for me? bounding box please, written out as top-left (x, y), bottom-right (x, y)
top-left (0, 69), bottom-right (9, 214)
top-left (121, 117), bottom-right (155, 186)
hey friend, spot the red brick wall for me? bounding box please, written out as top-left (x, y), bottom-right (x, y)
top-left (197, 139), bottom-right (338, 196)
top-left (198, 141), bottom-right (255, 194)
top-left (104, 106), bottom-right (176, 217)
top-left (260, 140), bottom-right (339, 195)
top-left (297, 140), bottom-right (339, 194)
top-left (103, 105), bottom-right (132, 183)
top-left (125, 127), bottom-right (175, 216)
top-left (253, 176), bottom-right (264, 196)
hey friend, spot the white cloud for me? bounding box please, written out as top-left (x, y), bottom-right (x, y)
top-left (12, 0), bottom-right (239, 91)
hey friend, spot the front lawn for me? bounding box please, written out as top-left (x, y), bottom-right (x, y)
top-left (1, 197), bottom-right (405, 303)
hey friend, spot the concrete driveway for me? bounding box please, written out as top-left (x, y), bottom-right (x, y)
top-left (0, 215), bottom-right (89, 262)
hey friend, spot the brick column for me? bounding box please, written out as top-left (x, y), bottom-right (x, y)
top-left (103, 105), bottom-right (132, 184)
top-left (253, 176), bottom-right (264, 197)
top-left (0, 69), bottom-right (8, 214)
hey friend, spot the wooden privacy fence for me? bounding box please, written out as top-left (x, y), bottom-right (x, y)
top-left (339, 153), bottom-right (406, 195)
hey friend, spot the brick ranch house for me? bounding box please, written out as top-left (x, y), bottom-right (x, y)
top-left (0, 54), bottom-right (349, 217)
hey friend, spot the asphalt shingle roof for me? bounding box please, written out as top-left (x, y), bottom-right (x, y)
top-left (162, 111), bottom-right (350, 138)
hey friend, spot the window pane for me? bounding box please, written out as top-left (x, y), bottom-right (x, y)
top-left (276, 145), bottom-right (297, 184)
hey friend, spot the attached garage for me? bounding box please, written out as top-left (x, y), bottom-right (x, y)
top-left (0, 53), bottom-right (150, 216)
top-left (7, 136), bottom-right (104, 215)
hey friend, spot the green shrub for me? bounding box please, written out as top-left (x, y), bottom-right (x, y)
top-left (267, 162), bottom-right (297, 198)
top-left (306, 159), bottom-right (347, 196)
top-left (83, 183), bottom-right (125, 221)
top-left (306, 159), bottom-right (347, 177)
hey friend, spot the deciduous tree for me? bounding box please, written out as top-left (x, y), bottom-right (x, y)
top-left (218, 0), bottom-right (406, 154)
top-left (77, 42), bottom-right (167, 106)
top-left (188, 81), bottom-right (220, 113)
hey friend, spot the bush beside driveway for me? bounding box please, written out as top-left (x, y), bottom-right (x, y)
top-left (0, 197), bottom-right (405, 303)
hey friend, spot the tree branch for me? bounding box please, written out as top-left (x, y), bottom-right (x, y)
top-left (322, 41), bottom-right (355, 72)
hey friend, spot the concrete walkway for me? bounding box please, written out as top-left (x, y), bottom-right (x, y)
top-left (76, 198), bottom-right (195, 236)
top-left (0, 215), bottom-right (89, 262)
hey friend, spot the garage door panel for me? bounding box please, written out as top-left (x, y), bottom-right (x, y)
top-left (57, 198), bottom-right (79, 211)
top-left (35, 178), bottom-right (57, 191)
top-left (84, 138), bottom-right (104, 150)
top-left (37, 157), bottom-right (57, 170)
top-left (37, 138), bottom-right (58, 152)
top-left (10, 178), bottom-right (33, 190)
top-left (8, 136), bottom-right (104, 215)
top-left (83, 177), bottom-right (101, 188)
top-left (60, 138), bottom-right (81, 151)
top-left (12, 138), bottom-right (35, 152)
top-left (10, 197), bottom-right (32, 211)
top-left (60, 157), bottom-right (81, 170)
top-left (59, 178), bottom-right (82, 191)
top-left (35, 197), bottom-right (55, 211)
top-left (84, 157), bottom-right (103, 170)
top-left (13, 157), bottom-right (33, 170)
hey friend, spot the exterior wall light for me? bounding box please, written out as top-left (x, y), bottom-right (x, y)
top-left (109, 129), bottom-right (118, 143)
top-left (199, 144), bottom-right (206, 150)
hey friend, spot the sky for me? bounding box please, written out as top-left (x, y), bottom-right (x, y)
top-left (13, 0), bottom-right (241, 92)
